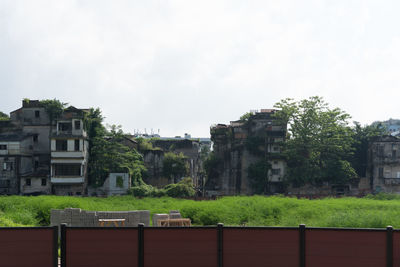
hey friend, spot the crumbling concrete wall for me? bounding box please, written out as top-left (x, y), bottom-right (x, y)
top-left (50, 208), bottom-right (150, 230)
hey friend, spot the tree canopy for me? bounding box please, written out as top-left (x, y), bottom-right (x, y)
top-left (39, 99), bottom-right (67, 122)
top-left (86, 108), bottom-right (146, 186)
top-left (274, 96), bottom-right (356, 186)
top-left (0, 111), bottom-right (9, 121)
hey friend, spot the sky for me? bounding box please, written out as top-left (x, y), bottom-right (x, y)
top-left (1, 1), bottom-right (400, 138)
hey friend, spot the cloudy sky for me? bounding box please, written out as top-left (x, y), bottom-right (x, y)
top-left (1, 1), bottom-right (400, 137)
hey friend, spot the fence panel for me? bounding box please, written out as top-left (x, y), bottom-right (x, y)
top-left (65, 228), bottom-right (138, 267)
top-left (223, 228), bottom-right (299, 267)
top-left (144, 228), bottom-right (217, 267)
top-left (0, 227), bottom-right (56, 267)
top-left (393, 231), bottom-right (400, 265)
top-left (306, 229), bottom-right (386, 267)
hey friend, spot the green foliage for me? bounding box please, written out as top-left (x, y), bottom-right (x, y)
top-left (240, 111), bottom-right (254, 122)
top-left (162, 152), bottom-right (189, 182)
top-left (135, 137), bottom-right (161, 151)
top-left (350, 122), bottom-right (386, 177)
top-left (203, 152), bottom-right (222, 186)
top-left (4, 195), bottom-right (400, 227)
top-left (245, 136), bottom-right (265, 156)
top-left (86, 109), bottom-right (147, 186)
top-left (247, 160), bottom-right (272, 194)
top-left (274, 96), bottom-right (356, 186)
top-left (39, 99), bottom-right (67, 121)
top-left (164, 178), bottom-right (195, 197)
top-left (0, 111), bottom-right (9, 121)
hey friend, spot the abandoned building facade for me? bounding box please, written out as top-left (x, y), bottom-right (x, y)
top-left (368, 135), bottom-right (400, 194)
top-left (0, 100), bottom-right (88, 196)
top-left (206, 109), bottom-right (287, 195)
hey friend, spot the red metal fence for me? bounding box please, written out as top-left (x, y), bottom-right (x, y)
top-left (0, 227), bottom-right (57, 267)
top-left (0, 225), bottom-right (397, 267)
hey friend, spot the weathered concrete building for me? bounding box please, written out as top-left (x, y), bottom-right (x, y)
top-left (140, 138), bottom-right (206, 189)
top-left (368, 135), bottom-right (400, 193)
top-left (50, 106), bottom-right (89, 195)
top-left (206, 109), bottom-right (287, 195)
top-left (0, 100), bottom-right (89, 195)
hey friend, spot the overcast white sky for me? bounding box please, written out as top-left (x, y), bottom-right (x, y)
top-left (1, 1), bottom-right (400, 137)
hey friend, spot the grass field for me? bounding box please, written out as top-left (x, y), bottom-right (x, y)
top-left (1, 194), bottom-right (400, 228)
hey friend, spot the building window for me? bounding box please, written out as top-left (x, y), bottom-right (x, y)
top-left (56, 140), bottom-right (68, 151)
top-left (75, 139), bottom-right (80, 151)
top-left (41, 179), bottom-right (47, 186)
top-left (2, 162), bottom-right (6, 171)
top-left (35, 160), bottom-right (39, 170)
top-left (271, 168), bottom-right (281, 175)
top-left (54, 164), bottom-right (81, 176)
top-left (116, 176), bottom-right (124, 188)
top-left (0, 145), bottom-right (7, 150)
top-left (393, 150), bottom-right (397, 159)
top-left (26, 179), bottom-right (31, 186)
top-left (35, 110), bottom-right (40, 118)
top-left (58, 122), bottom-right (72, 132)
top-left (74, 120), bottom-right (81, 130)
top-left (33, 134), bottom-right (38, 143)
top-left (3, 162), bottom-right (13, 171)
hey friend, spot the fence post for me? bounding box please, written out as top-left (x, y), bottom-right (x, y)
top-left (299, 224), bottom-right (305, 267)
top-left (60, 223), bottom-right (67, 267)
top-left (53, 226), bottom-right (59, 267)
top-left (217, 223), bottom-right (224, 267)
top-left (138, 223), bottom-right (144, 267)
top-left (387, 226), bottom-right (393, 267)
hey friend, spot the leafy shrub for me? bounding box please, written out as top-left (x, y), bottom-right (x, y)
top-left (164, 178), bottom-right (195, 198)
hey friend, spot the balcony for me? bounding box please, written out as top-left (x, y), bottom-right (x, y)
top-left (51, 151), bottom-right (86, 158)
top-left (51, 177), bottom-right (85, 184)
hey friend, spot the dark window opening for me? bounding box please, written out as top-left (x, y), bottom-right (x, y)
top-left (74, 120), bottom-right (81, 130)
top-left (75, 139), bottom-right (80, 151)
top-left (393, 150), bottom-right (397, 159)
top-left (41, 179), bottom-right (47, 186)
top-left (58, 122), bottom-right (72, 132)
top-left (56, 140), bottom-right (68, 151)
top-left (26, 179), bottom-right (31, 186)
top-left (0, 180), bottom-right (10, 188)
top-left (0, 145), bottom-right (7, 150)
top-left (379, 167), bottom-right (384, 178)
top-left (378, 145), bottom-right (384, 157)
top-left (35, 160), bottom-right (39, 170)
top-left (54, 164), bottom-right (81, 176)
top-left (35, 110), bottom-right (40, 118)
top-left (271, 168), bottom-right (281, 175)
top-left (33, 134), bottom-right (38, 143)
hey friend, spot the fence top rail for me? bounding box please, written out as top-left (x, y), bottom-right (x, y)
top-left (0, 226), bottom-right (57, 230)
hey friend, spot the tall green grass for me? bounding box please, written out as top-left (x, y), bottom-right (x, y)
top-left (1, 194), bottom-right (400, 228)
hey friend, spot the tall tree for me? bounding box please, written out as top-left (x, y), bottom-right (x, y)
top-left (274, 96), bottom-right (356, 186)
top-left (350, 122), bottom-right (386, 177)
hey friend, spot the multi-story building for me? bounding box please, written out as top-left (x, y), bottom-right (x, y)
top-left (368, 135), bottom-right (400, 193)
top-left (206, 109), bottom-right (286, 195)
top-left (0, 100), bottom-right (89, 195)
top-left (50, 106), bottom-right (89, 196)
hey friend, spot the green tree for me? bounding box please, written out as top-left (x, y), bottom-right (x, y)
top-left (274, 96), bottom-right (356, 186)
top-left (350, 122), bottom-right (386, 177)
top-left (39, 99), bottom-right (67, 123)
top-left (0, 111), bottom-right (9, 121)
top-left (162, 152), bottom-right (189, 183)
top-left (247, 160), bottom-right (272, 194)
top-left (85, 109), bottom-right (146, 186)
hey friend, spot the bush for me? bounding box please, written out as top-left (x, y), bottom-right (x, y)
top-left (164, 178), bottom-right (195, 198)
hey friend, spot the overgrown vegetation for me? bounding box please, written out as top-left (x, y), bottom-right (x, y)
top-left (162, 152), bottom-right (189, 183)
top-left (274, 96), bottom-right (357, 186)
top-left (3, 195), bottom-right (400, 227)
top-left (0, 111), bottom-right (9, 121)
top-left (85, 109), bottom-right (146, 186)
top-left (128, 177), bottom-right (195, 198)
